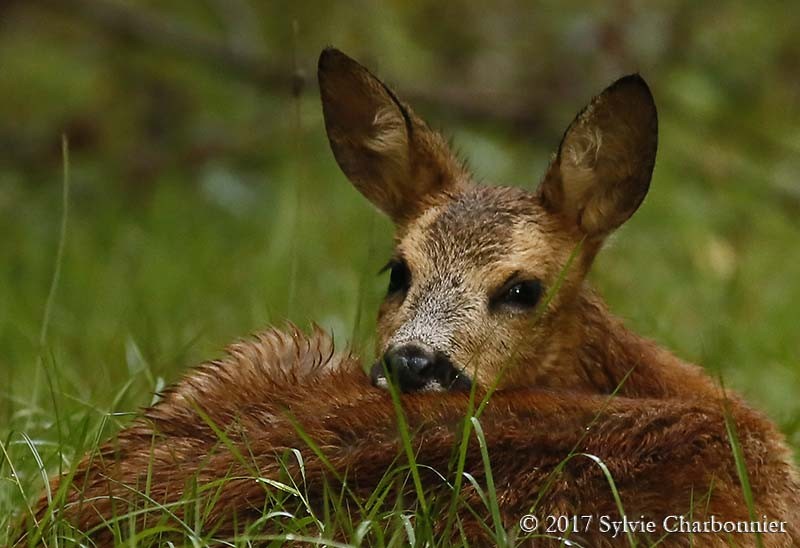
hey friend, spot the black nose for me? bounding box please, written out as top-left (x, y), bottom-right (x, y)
top-left (370, 343), bottom-right (471, 393)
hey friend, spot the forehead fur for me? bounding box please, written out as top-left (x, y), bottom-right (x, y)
top-left (400, 186), bottom-right (551, 266)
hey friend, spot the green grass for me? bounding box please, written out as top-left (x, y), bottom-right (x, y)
top-left (2, 69), bottom-right (800, 548)
top-left (2, 2), bottom-right (800, 544)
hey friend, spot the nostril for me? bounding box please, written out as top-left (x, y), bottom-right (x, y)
top-left (381, 343), bottom-right (437, 390)
top-left (406, 354), bottom-right (431, 374)
top-left (385, 351), bottom-right (409, 373)
top-left (384, 344), bottom-right (434, 372)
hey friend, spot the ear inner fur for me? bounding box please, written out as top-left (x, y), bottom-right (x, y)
top-left (318, 48), bottom-right (467, 225)
top-left (539, 74), bottom-right (658, 237)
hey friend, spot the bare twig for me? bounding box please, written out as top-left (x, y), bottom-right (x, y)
top-left (51, 0), bottom-right (301, 92)
top-left (38, 0), bottom-right (544, 130)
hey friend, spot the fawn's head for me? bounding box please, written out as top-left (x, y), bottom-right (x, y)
top-left (318, 48), bottom-right (657, 393)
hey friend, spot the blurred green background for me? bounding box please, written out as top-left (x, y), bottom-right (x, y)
top-left (2, 0), bottom-right (800, 528)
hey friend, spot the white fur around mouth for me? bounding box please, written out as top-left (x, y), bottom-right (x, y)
top-left (375, 375), bottom-right (389, 389)
top-left (373, 375), bottom-right (444, 393)
top-left (420, 380), bottom-right (444, 392)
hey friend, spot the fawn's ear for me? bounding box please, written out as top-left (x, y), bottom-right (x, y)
top-left (318, 48), bottom-right (464, 224)
top-left (538, 74), bottom-right (658, 237)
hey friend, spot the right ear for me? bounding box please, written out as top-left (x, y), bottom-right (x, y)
top-left (538, 74), bottom-right (658, 238)
top-left (318, 48), bottom-right (465, 224)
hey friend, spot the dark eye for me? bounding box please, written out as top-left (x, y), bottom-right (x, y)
top-left (494, 279), bottom-right (543, 310)
top-left (385, 260), bottom-right (411, 296)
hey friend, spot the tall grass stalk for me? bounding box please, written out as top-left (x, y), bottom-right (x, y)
top-left (29, 136), bottom-right (71, 427)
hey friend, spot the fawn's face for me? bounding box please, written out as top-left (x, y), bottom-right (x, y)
top-left (374, 187), bottom-right (584, 391)
top-left (319, 48), bottom-right (657, 392)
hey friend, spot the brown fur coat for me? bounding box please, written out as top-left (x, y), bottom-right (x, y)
top-left (21, 326), bottom-right (800, 547)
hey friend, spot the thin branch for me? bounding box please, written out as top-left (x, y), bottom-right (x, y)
top-left (39, 0), bottom-right (544, 130)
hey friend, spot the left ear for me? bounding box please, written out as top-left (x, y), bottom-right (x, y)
top-left (318, 48), bottom-right (466, 225)
top-left (538, 74), bottom-right (658, 237)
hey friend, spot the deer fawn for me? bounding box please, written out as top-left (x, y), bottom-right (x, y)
top-left (22, 48), bottom-right (799, 547)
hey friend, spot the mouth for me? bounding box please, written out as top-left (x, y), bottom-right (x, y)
top-left (370, 353), bottom-right (472, 393)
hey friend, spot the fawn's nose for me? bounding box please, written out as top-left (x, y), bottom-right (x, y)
top-left (371, 343), bottom-right (471, 393)
top-left (374, 343), bottom-right (436, 392)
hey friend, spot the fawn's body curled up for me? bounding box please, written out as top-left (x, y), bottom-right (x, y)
top-left (28, 324), bottom-right (799, 546)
